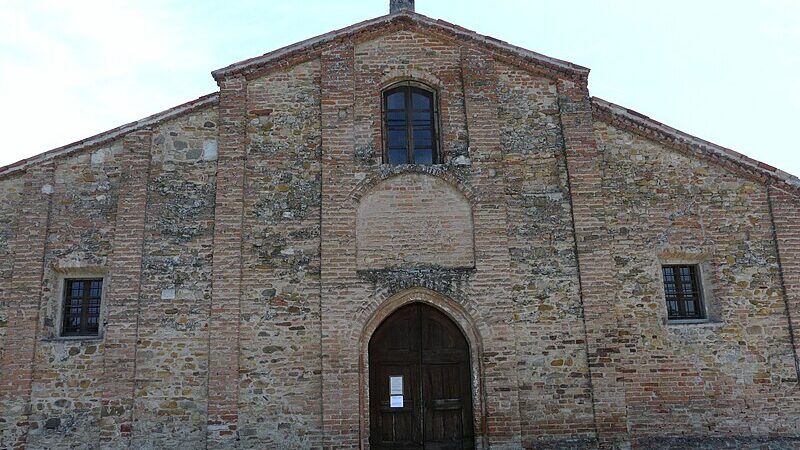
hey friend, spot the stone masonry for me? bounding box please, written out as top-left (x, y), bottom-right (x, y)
top-left (1, 6), bottom-right (799, 450)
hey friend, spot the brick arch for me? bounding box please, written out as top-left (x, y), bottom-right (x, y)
top-left (356, 287), bottom-right (488, 449)
top-left (378, 68), bottom-right (446, 92)
top-left (350, 166), bottom-right (477, 204)
top-left (354, 171), bottom-right (476, 270)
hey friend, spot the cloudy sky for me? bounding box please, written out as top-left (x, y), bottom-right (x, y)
top-left (1, 0), bottom-right (798, 177)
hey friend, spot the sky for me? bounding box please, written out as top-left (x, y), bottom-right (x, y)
top-left (1, 0), bottom-right (798, 177)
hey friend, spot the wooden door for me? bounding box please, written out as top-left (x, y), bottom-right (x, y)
top-left (369, 303), bottom-right (474, 449)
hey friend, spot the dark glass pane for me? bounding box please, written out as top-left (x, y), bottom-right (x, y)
top-left (662, 268), bottom-right (676, 293)
top-left (412, 111), bottom-right (431, 126)
top-left (70, 298), bottom-right (82, 308)
top-left (386, 111), bottom-right (406, 127)
top-left (388, 130), bottom-right (407, 148)
top-left (413, 129), bottom-right (432, 148)
top-left (667, 300), bottom-right (679, 316)
top-left (412, 91), bottom-right (431, 110)
top-left (680, 268), bottom-right (695, 298)
top-left (386, 91), bottom-right (405, 110)
top-left (90, 280), bottom-right (102, 297)
top-left (413, 148), bottom-right (433, 165)
top-left (71, 282), bottom-right (83, 298)
top-left (415, 142), bottom-right (433, 151)
top-left (693, 299), bottom-right (703, 316)
top-left (685, 301), bottom-right (695, 314)
top-left (388, 148), bottom-right (408, 165)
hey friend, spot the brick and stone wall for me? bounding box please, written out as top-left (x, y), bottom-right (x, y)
top-left (129, 110), bottom-right (218, 448)
top-left (0, 175), bottom-right (24, 393)
top-left (1, 19), bottom-right (799, 450)
top-left (239, 59), bottom-right (323, 448)
top-left (498, 63), bottom-right (596, 448)
top-left (770, 186), bottom-right (800, 379)
top-left (595, 120), bottom-right (800, 446)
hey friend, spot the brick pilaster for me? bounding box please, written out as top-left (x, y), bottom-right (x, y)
top-left (319, 41), bottom-right (361, 449)
top-left (557, 78), bottom-right (630, 448)
top-left (0, 163), bottom-right (54, 450)
top-left (98, 129), bottom-right (152, 447)
top-left (460, 46), bottom-right (522, 448)
top-left (768, 185), bottom-right (800, 379)
top-left (207, 75), bottom-right (247, 448)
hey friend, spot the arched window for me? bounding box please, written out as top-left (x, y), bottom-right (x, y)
top-left (382, 82), bottom-right (439, 165)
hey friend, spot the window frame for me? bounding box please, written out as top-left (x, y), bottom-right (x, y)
top-left (60, 278), bottom-right (104, 338)
top-left (381, 81), bottom-right (440, 165)
top-left (661, 264), bottom-right (707, 321)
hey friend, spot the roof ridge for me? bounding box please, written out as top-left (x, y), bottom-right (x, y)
top-left (0, 92), bottom-right (219, 179)
top-left (591, 97), bottom-right (800, 195)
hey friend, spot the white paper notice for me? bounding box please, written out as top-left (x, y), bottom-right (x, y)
top-left (389, 376), bottom-right (403, 395)
top-left (390, 395), bottom-right (404, 408)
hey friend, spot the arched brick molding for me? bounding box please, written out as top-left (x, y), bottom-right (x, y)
top-left (350, 165), bottom-right (478, 204)
top-left (355, 171), bottom-right (476, 270)
top-left (357, 287), bottom-right (488, 449)
top-left (379, 69), bottom-right (446, 92)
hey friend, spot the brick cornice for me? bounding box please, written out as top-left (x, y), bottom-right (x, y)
top-left (0, 93), bottom-right (219, 180)
top-left (591, 97), bottom-right (800, 197)
top-left (212, 11), bottom-right (589, 84)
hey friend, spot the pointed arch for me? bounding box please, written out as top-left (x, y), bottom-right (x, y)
top-left (357, 287), bottom-right (488, 448)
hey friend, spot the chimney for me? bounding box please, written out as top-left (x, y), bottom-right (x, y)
top-left (390, 0), bottom-right (415, 13)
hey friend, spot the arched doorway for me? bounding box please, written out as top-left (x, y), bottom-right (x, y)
top-left (368, 302), bottom-right (475, 449)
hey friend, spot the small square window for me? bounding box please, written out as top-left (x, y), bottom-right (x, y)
top-left (61, 278), bottom-right (103, 337)
top-left (661, 265), bottom-right (705, 321)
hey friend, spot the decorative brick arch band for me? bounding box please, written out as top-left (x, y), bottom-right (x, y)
top-left (350, 166), bottom-right (478, 205)
top-left (357, 287), bottom-right (488, 449)
top-left (379, 68), bottom-right (446, 92)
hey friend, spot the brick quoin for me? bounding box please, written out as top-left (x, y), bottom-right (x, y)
top-left (769, 185), bottom-right (800, 378)
top-left (558, 77), bottom-right (631, 448)
top-left (206, 75), bottom-right (247, 448)
top-left (460, 45), bottom-right (522, 448)
top-left (319, 40), bottom-right (362, 449)
top-left (98, 129), bottom-right (152, 448)
top-left (0, 163), bottom-right (53, 450)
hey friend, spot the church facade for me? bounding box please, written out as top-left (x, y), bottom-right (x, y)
top-left (1, 2), bottom-right (800, 449)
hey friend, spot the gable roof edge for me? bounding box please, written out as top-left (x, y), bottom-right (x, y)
top-left (0, 92), bottom-right (219, 180)
top-left (591, 97), bottom-right (800, 195)
top-left (211, 11), bottom-right (589, 82)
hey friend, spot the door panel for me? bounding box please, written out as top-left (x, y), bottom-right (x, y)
top-left (369, 303), bottom-right (474, 449)
top-left (422, 363), bottom-right (465, 448)
top-left (375, 364), bottom-right (419, 447)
